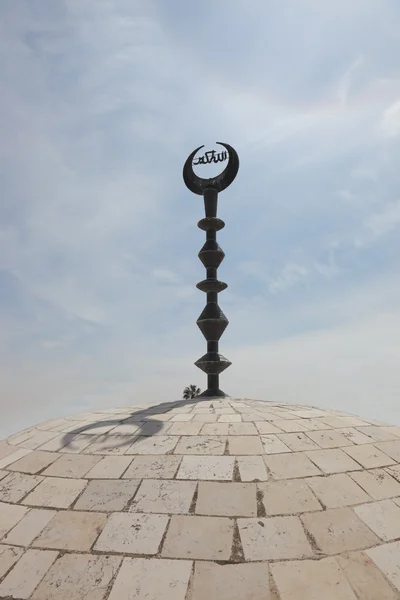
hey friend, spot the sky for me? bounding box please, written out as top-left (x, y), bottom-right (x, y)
top-left (1, 0), bottom-right (400, 437)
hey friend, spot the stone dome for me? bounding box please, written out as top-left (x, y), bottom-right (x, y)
top-left (0, 398), bottom-right (400, 599)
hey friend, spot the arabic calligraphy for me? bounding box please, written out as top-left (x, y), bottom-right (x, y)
top-left (193, 149), bottom-right (228, 166)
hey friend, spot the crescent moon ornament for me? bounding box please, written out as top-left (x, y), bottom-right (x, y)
top-left (183, 142), bottom-right (239, 195)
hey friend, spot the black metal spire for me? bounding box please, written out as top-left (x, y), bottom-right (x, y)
top-left (183, 142), bottom-right (239, 397)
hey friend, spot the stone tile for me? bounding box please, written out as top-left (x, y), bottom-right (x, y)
top-left (170, 413), bottom-right (194, 421)
top-left (19, 431), bottom-right (60, 450)
top-left (192, 414), bottom-right (218, 423)
top-left (261, 435), bottom-right (291, 454)
top-left (104, 423), bottom-right (141, 435)
top-left (6, 450), bottom-right (59, 474)
top-left (217, 414), bottom-right (242, 422)
top-left (95, 512), bottom-right (168, 554)
top-left (42, 453), bottom-right (101, 477)
top-left (0, 545), bottom-right (24, 579)
top-left (306, 474), bottom-right (371, 508)
top-left (78, 422), bottom-right (121, 435)
top-left (127, 435), bottom-right (179, 454)
top-left (0, 549), bottom-right (58, 599)
top-left (0, 472), bottom-right (43, 503)
top-left (354, 499), bottom-right (400, 541)
top-left (3, 508), bottom-right (56, 546)
top-left (259, 479), bottom-right (322, 515)
top-left (255, 422), bottom-right (282, 434)
top-left (294, 418), bottom-right (332, 431)
top-left (192, 561), bottom-right (271, 600)
top-left (322, 416), bottom-right (369, 428)
top-left (74, 479), bottom-right (140, 511)
top-left (130, 479), bottom-right (196, 514)
top-left (272, 419), bottom-right (310, 432)
top-left (306, 429), bottom-right (354, 449)
top-left (196, 482), bottom-right (257, 516)
top-left (291, 409), bottom-right (332, 419)
top-left (337, 551), bottom-right (400, 600)
top-left (306, 448), bottom-right (363, 474)
top-left (350, 468), bottom-right (400, 500)
top-left (85, 455), bottom-right (133, 478)
top-left (356, 426), bottom-right (400, 442)
top-left (174, 436), bottom-right (226, 455)
top-left (271, 557), bottom-right (358, 600)
top-left (0, 470), bottom-right (7, 480)
top-left (162, 515), bottom-right (233, 560)
top-left (367, 541), bottom-right (400, 592)
top-left (228, 422), bottom-right (258, 435)
top-left (228, 435), bottom-right (264, 455)
top-left (374, 440), bottom-right (400, 462)
top-left (238, 516), bottom-right (313, 560)
top-left (237, 456), bottom-right (268, 481)
top-left (343, 444), bottom-right (396, 468)
top-left (123, 455), bottom-right (181, 479)
top-left (336, 427), bottom-right (374, 445)
top-left (31, 553), bottom-right (122, 600)
top-left (0, 448), bottom-right (32, 469)
top-left (200, 422), bottom-right (229, 435)
top-left (5, 430), bottom-right (36, 447)
top-left (82, 434), bottom-right (131, 454)
top-left (35, 510), bottom-right (107, 551)
top-left (302, 507), bottom-right (380, 554)
top-left (109, 557), bottom-right (192, 600)
top-left (37, 433), bottom-right (78, 452)
top-left (23, 477), bottom-right (87, 508)
top-left (0, 502), bottom-right (29, 538)
top-left (177, 456), bottom-right (234, 480)
top-left (167, 422), bottom-right (203, 435)
top-left (264, 452), bottom-right (322, 479)
top-left (277, 433), bottom-right (321, 451)
top-left (135, 421), bottom-right (172, 436)
top-left (60, 434), bottom-right (102, 454)
top-left (385, 464), bottom-right (400, 483)
top-left (242, 413), bottom-right (266, 422)
top-left (143, 413), bottom-right (174, 422)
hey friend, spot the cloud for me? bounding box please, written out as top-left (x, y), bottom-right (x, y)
top-left (381, 99), bottom-right (400, 137)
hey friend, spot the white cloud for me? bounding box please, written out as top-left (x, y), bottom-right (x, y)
top-left (381, 99), bottom-right (400, 137)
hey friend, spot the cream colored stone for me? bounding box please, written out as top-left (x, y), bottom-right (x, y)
top-left (85, 455), bottom-right (133, 478)
top-left (354, 499), bottom-right (400, 541)
top-left (191, 414), bottom-right (218, 423)
top-left (261, 435), bottom-right (291, 454)
top-left (174, 436), bottom-right (226, 455)
top-left (130, 479), bottom-right (196, 514)
top-left (177, 456), bottom-right (234, 480)
top-left (355, 426), bottom-right (400, 442)
top-left (136, 421), bottom-right (172, 435)
top-left (322, 416), bottom-right (369, 428)
top-left (74, 479), bottom-right (140, 511)
top-left (306, 474), bottom-right (371, 508)
top-left (301, 507), bottom-right (380, 554)
top-left (170, 413), bottom-right (193, 421)
top-left (271, 557), bottom-right (357, 600)
top-left (0, 471), bottom-right (7, 480)
top-left (217, 414), bottom-right (242, 422)
top-left (19, 431), bottom-right (60, 450)
top-left (200, 422), bottom-right (229, 435)
top-left (385, 464), bottom-right (400, 483)
top-left (277, 433), bottom-right (321, 451)
top-left (31, 553), bottom-right (122, 600)
top-left (337, 551), bottom-right (400, 600)
top-left (228, 435), bottom-right (264, 455)
top-left (374, 440), bottom-right (400, 462)
top-left (196, 482), bottom-right (257, 516)
top-left (0, 472), bottom-right (43, 503)
top-left (162, 515), bottom-right (233, 560)
top-left (0, 448), bottom-right (32, 469)
top-left (0, 549), bottom-right (58, 599)
top-left (0, 502), bottom-right (29, 538)
top-left (259, 479), bottom-right (322, 515)
top-left (350, 468), bottom-right (400, 500)
top-left (306, 448), bottom-right (363, 473)
top-left (296, 418), bottom-right (332, 430)
top-left (255, 422), bottom-right (282, 434)
top-left (0, 545), bottom-right (24, 579)
top-left (42, 453), bottom-right (101, 477)
top-left (108, 557), bottom-right (192, 600)
top-left (306, 429), bottom-right (353, 449)
top-left (123, 455), bottom-right (181, 479)
top-left (228, 422), bottom-right (258, 435)
top-left (167, 422), bottom-right (203, 435)
top-left (343, 444), bottom-right (396, 468)
top-left (37, 434), bottom-right (78, 452)
top-left (23, 477), bottom-right (87, 508)
top-left (264, 452), bottom-right (322, 479)
top-left (336, 428), bottom-right (375, 444)
top-left (242, 413), bottom-right (266, 422)
top-left (95, 512), bottom-right (168, 554)
top-left (192, 561), bottom-right (271, 600)
top-left (127, 435), bottom-right (179, 454)
top-left (367, 541), bottom-right (400, 592)
top-left (237, 456), bottom-right (268, 481)
top-left (3, 508), bottom-right (56, 546)
top-left (83, 434), bottom-right (131, 455)
top-left (272, 419), bottom-right (310, 432)
top-left (6, 450), bottom-right (58, 474)
top-left (35, 510), bottom-right (107, 551)
top-left (238, 516), bottom-right (313, 560)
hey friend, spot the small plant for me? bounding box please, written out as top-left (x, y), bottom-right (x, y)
top-left (183, 384), bottom-right (201, 400)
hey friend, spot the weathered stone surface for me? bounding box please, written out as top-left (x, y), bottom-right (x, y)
top-left (191, 561), bottom-right (271, 600)
top-left (0, 549), bottom-right (58, 599)
top-left (162, 515), bottom-right (234, 560)
top-left (94, 512), bottom-right (168, 554)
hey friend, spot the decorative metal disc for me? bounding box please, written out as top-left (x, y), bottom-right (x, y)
top-left (183, 142), bottom-right (239, 195)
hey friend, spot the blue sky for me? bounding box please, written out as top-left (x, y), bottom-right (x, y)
top-left (1, 0), bottom-right (400, 436)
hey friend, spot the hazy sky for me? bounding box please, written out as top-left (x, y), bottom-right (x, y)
top-left (1, 0), bottom-right (400, 437)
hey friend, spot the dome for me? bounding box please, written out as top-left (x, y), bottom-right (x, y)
top-left (1, 398), bottom-right (400, 599)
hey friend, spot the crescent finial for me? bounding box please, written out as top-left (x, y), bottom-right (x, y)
top-left (183, 142), bottom-right (239, 195)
